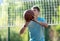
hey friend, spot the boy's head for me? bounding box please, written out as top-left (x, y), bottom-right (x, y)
top-left (31, 6), bottom-right (40, 18)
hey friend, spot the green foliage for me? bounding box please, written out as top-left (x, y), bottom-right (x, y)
top-left (0, 28), bottom-right (7, 41)
top-left (10, 31), bottom-right (22, 41)
top-left (55, 25), bottom-right (60, 31)
top-left (0, 27), bottom-right (28, 41)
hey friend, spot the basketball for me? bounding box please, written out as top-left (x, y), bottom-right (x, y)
top-left (24, 10), bottom-right (34, 22)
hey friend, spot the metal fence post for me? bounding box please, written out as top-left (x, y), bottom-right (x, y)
top-left (8, 7), bottom-right (10, 41)
top-left (0, 35), bottom-right (1, 41)
top-left (45, 25), bottom-right (51, 41)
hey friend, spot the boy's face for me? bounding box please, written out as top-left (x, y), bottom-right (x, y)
top-left (32, 9), bottom-right (39, 18)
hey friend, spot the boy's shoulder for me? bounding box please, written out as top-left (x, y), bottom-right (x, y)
top-left (37, 17), bottom-right (45, 21)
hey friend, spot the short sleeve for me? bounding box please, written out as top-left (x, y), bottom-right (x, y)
top-left (41, 18), bottom-right (47, 23)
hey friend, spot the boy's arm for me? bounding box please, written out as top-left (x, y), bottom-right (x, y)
top-left (32, 19), bottom-right (48, 28)
top-left (20, 22), bottom-right (29, 34)
top-left (40, 22), bottom-right (48, 28)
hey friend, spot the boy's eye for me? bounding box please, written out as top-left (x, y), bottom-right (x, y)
top-left (33, 10), bottom-right (36, 11)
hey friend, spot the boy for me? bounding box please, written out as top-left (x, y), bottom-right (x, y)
top-left (20, 6), bottom-right (48, 41)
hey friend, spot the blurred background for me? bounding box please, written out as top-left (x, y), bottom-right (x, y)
top-left (0, 0), bottom-right (60, 41)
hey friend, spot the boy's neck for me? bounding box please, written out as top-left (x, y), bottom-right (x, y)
top-left (34, 17), bottom-right (38, 20)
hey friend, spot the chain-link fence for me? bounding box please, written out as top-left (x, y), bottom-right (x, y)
top-left (0, 0), bottom-right (60, 41)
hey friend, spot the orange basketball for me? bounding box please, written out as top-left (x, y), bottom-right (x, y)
top-left (24, 10), bottom-right (34, 22)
